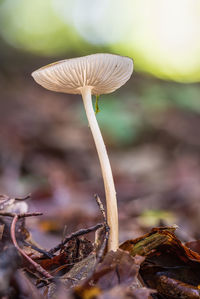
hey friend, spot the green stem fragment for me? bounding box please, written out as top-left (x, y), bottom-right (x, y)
top-left (95, 95), bottom-right (100, 114)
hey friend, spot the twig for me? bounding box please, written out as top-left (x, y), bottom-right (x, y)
top-left (15, 194), bottom-right (31, 201)
top-left (23, 241), bottom-right (54, 259)
top-left (79, 195), bottom-right (110, 284)
top-left (10, 214), bottom-right (53, 279)
top-left (48, 223), bottom-right (103, 255)
top-left (94, 194), bottom-right (106, 222)
top-left (0, 212), bottom-right (43, 218)
top-left (96, 223), bottom-right (110, 262)
top-left (94, 194), bottom-right (110, 261)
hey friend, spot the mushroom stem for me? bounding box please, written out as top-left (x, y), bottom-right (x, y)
top-left (81, 86), bottom-right (118, 252)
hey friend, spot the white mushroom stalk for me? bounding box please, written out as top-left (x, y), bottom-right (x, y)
top-left (32, 53), bottom-right (133, 251)
top-left (81, 86), bottom-right (118, 251)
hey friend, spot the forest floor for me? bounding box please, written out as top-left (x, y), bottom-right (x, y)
top-left (1, 67), bottom-right (200, 298)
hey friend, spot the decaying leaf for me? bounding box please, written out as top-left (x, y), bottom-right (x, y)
top-left (63, 252), bottom-right (97, 287)
top-left (90, 250), bottom-right (144, 289)
top-left (73, 249), bottom-right (150, 299)
top-left (44, 252), bottom-right (97, 298)
top-left (121, 226), bottom-right (200, 299)
top-left (98, 285), bottom-right (154, 299)
top-left (156, 275), bottom-right (200, 299)
top-left (120, 226), bottom-right (177, 256)
top-left (38, 237), bottom-right (93, 274)
top-left (185, 240), bottom-right (200, 255)
top-left (120, 226), bottom-right (200, 261)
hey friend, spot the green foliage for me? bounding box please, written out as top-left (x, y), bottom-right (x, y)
top-left (1, 0), bottom-right (200, 81)
top-left (166, 84), bottom-right (200, 112)
top-left (0, 0), bottom-right (86, 55)
top-left (94, 95), bottom-right (142, 146)
top-left (139, 210), bottom-right (175, 227)
top-left (76, 81), bottom-right (200, 148)
top-left (140, 82), bottom-right (200, 113)
top-left (78, 94), bottom-right (143, 146)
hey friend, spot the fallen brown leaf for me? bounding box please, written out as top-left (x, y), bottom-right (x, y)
top-left (74, 249), bottom-right (149, 299)
top-left (121, 226), bottom-right (200, 299)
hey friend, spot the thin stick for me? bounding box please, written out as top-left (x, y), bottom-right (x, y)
top-left (0, 212), bottom-right (42, 218)
top-left (15, 194), bottom-right (31, 201)
top-left (23, 241), bottom-right (54, 259)
top-left (96, 224), bottom-right (110, 261)
top-left (94, 194), bottom-right (110, 261)
top-left (80, 196), bottom-right (110, 284)
top-left (48, 223), bottom-right (103, 255)
top-left (10, 214), bottom-right (53, 279)
top-left (94, 194), bottom-right (106, 223)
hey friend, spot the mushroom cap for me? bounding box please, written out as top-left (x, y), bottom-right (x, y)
top-left (32, 53), bottom-right (133, 95)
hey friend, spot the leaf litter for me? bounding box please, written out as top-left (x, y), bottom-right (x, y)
top-left (1, 194), bottom-right (200, 298)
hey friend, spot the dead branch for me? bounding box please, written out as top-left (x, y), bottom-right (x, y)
top-left (15, 194), bottom-right (31, 201)
top-left (48, 223), bottom-right (103, 255)
top-left (0, 212), bottom-right (43, 218)
top-left (94, 194), bottom-right (110, 261)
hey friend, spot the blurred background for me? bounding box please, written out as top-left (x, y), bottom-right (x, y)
top-left (0, 0), bottom-right (200, 247)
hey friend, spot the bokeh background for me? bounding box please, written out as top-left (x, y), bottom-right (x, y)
top-left (0, 0), bottom-right (200, 247)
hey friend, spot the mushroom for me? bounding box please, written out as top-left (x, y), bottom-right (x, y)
top-left (32, 53), bottom-right (133, 251)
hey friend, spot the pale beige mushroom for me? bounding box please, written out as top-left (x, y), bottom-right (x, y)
top-left (32, 53), bottom-right (133, 251)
